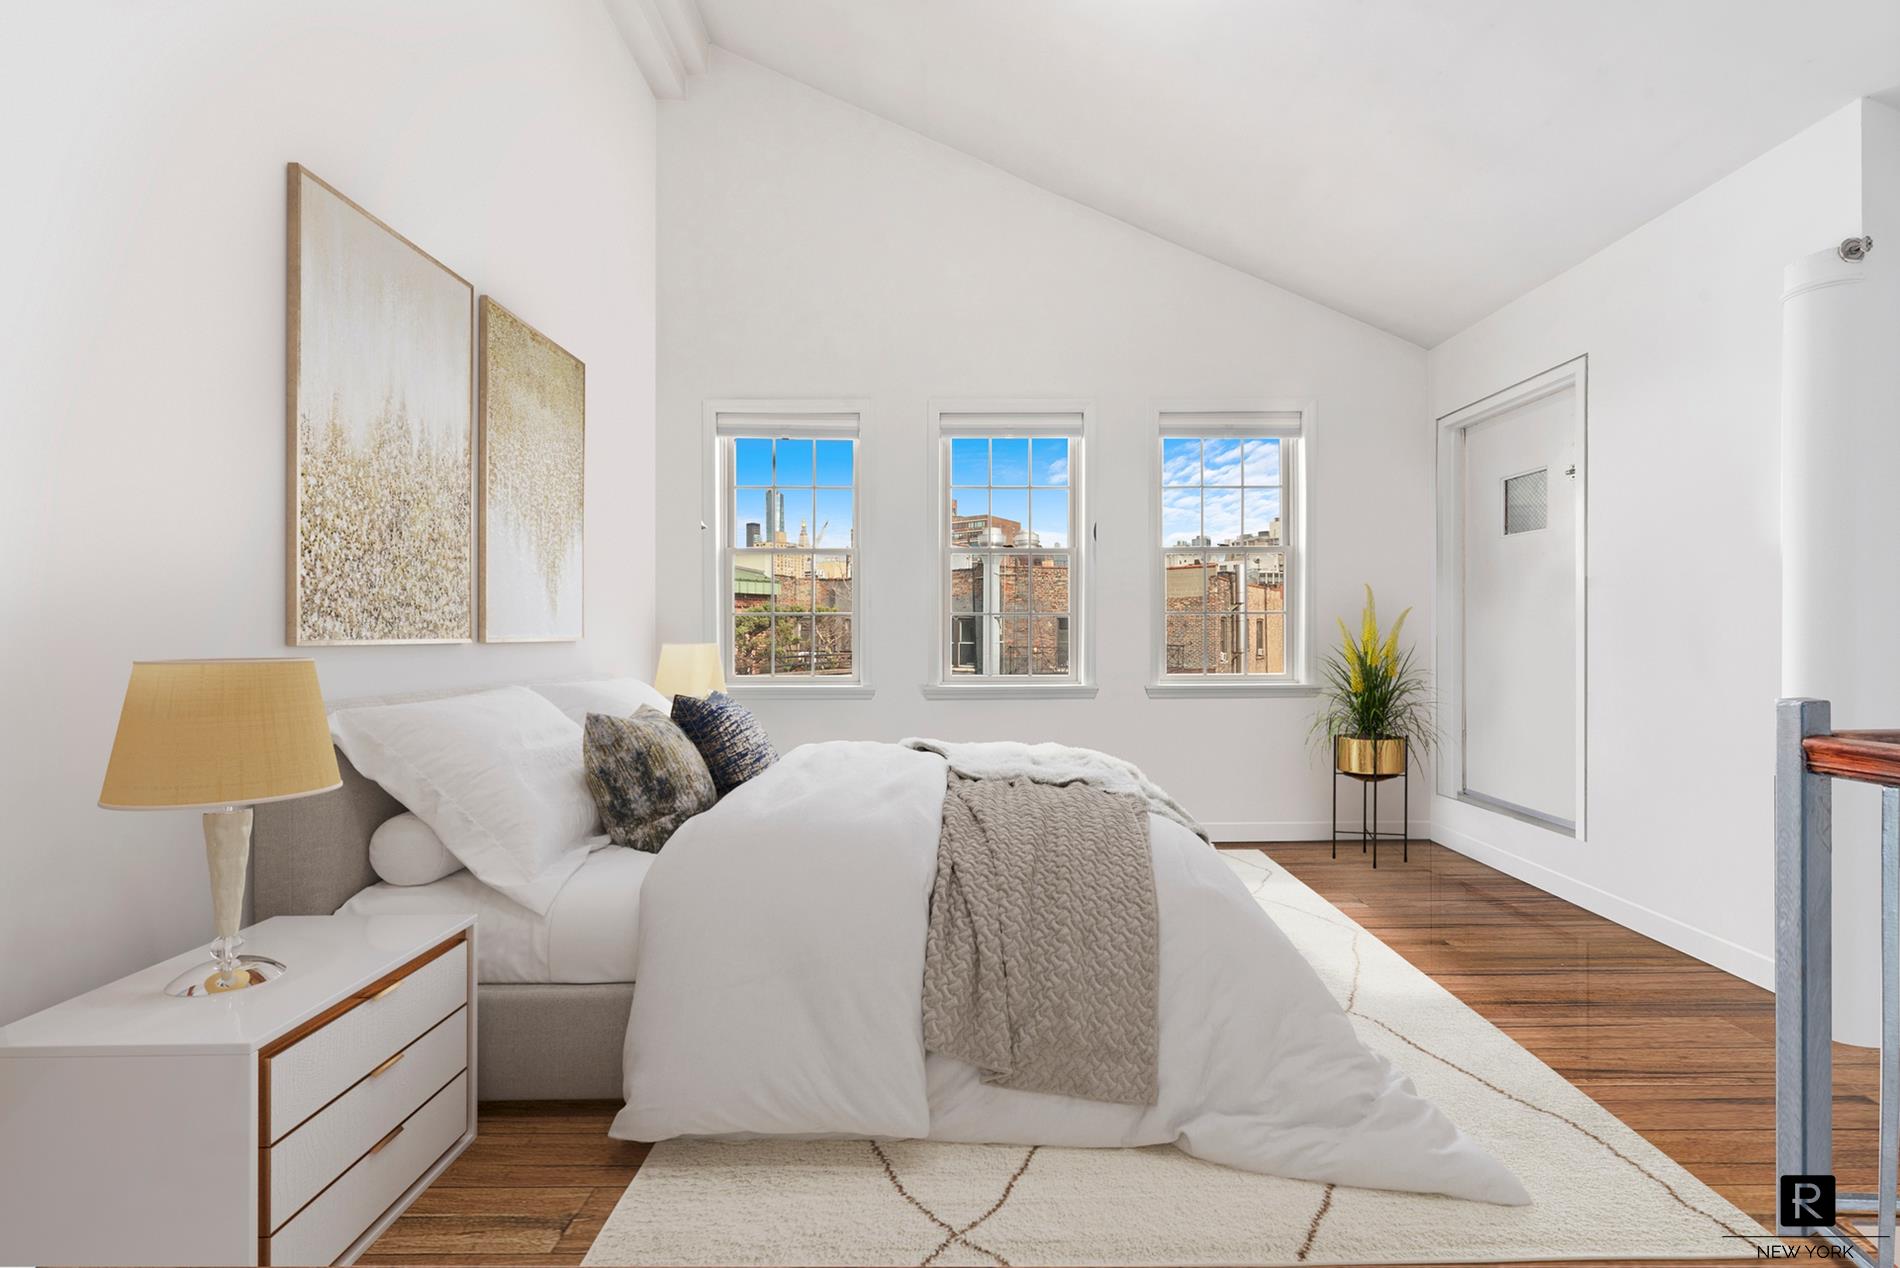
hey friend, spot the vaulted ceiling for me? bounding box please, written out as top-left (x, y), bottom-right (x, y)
top-left (687, 0), bottom-right (1900, 346)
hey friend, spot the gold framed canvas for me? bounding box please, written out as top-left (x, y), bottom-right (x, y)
top-left (478, 297), bottom-right (585, 643)
top-left (286, 163), bottom-right (474, 645)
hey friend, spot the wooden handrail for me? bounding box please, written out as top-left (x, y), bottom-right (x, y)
top-left (1804, 731), bottom-right (1900, 788)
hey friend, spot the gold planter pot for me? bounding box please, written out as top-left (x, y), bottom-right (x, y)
top-left (1335, 736), bottom-right (1407, 777)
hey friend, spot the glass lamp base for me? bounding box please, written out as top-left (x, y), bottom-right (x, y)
top-left (164, 955), bottom-right (287, 998)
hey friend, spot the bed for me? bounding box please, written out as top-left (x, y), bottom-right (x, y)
top-left (252, 683), bottom-right (1525, 1204)
top-left (613, 736), bottom-right (1527, 1204)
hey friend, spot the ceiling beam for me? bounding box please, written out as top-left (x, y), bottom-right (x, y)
top-left (654, 0), bottom-right (710, 75)
top-left (604, 0), bottom-right (706, 99)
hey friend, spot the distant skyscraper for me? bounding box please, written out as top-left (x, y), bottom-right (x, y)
top-left (766, 491), bottom-right (787, 544)
top-left (745, 522), bottom-right (761, 547)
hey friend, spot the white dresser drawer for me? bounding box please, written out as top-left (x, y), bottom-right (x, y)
top-left (264, 938), bottom-right (468, 1142)
top-left (265, 1006), bottom-right (467, 1232)
top-left (0, 913), bottom-right (472, 1268)
top-left (264, 1070), bottom-right (468, 1267)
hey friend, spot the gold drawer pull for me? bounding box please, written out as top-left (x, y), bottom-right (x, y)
top-left (368, 979), bottom-right (403, 1002)
top-left (367, 1124), bottom-right (404, 1157)
top-left (368, 1050), bottom-right (406, 1079)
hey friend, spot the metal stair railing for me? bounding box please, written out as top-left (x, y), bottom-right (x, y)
top-left (1777, 698), bottom-right (1900, 1266)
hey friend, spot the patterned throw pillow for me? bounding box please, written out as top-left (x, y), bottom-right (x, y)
top-left (582, 708), bottom-right (716, 853)
top-left (669, 691), bottom-right (778, 795)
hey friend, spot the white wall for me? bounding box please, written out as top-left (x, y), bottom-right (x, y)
top-left (1425, 102), bottom-right (1868, 988)
top-left (656, 51), bottom-right (1433, 838)
top-left (0, 0), bottom-right (659, 1026)
top-left (1777, 99), bottom-right (1900, 1042)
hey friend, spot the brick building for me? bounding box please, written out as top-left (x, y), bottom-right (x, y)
top-left (950, 501), bottom-right (1039, 548)
top-left (949, 555), bottom-right (1070, 673)
top-left (1165, 557), bottom-right (1284, 673)
top-left (732, 553), bottom-right (853, 675)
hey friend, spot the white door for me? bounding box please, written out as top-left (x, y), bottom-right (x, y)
top-left (1460, 385), bottom-right (1578, 828)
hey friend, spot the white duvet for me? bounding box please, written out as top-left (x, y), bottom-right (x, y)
top-left (612, 741), bottom-right (1528, 1205)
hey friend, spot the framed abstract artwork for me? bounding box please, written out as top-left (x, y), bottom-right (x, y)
top-left (286, 163), bottom-right (474, 645)
top-left (477, 297), bottom-right (585, 642)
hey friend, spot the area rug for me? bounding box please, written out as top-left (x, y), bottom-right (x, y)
top-left (583, 850), bottom-right (1769, 1266)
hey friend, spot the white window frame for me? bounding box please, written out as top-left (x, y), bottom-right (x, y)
top-left (924, 400), bottom-right (1097, 699)
top-left (1146, 400), bottom-right (1317, 698)
top-left (701, 399), bottom-right (874, 699)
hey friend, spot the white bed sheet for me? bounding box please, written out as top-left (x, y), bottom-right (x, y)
top-left (338, 845), bottom-right (653, 983)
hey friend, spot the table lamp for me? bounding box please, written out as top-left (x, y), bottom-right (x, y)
top-left (654, 643), bottom-right (726, 700)
top-left (99, 658), bottom-right (340, 997)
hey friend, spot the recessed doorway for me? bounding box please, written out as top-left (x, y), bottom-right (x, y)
top-left (1435, 357), bottom-right (1587, 838)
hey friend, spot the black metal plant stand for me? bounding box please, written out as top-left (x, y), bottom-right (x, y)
top-left (1330, 738), bottom-right (1409, 867)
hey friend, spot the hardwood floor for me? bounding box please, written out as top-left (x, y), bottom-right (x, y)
top-left (365, 838), bottom-right (1862, 1266)
top-left (1263, 839), bottom-right (1875, 1265)
top-left (360, 1104), bottom-right (647, 1265)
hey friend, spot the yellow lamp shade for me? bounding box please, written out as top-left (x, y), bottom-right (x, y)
top-left (653, 643), bottom-right (726, 700)
top-left (99, 659), bottom-right (341, 810)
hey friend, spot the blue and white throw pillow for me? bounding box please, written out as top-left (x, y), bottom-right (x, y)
top-left (669, 691), bottom-right (777, 795)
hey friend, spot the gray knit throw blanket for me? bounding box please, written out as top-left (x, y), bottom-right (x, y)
top-left (921, 773), bottom-right (1160, 1106)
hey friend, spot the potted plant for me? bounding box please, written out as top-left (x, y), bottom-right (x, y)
top-left (1311, 586), bottom-right (1435, 777)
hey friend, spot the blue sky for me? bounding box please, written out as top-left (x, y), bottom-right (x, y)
top-left (950, 437), bottom-right (1069, 486)
top-left (948, 438), bottom-right (1073, 545)
top-left (1163, 438), bottom-right (1281, 546)
top-left (732, 438), bottom-right (856, 547)
top-left (731, 434), bottom-right (1281, 550)
top-left (734, 437), bottom-right (853, 486)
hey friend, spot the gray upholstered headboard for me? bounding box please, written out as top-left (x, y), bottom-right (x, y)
top-left (248, 678), bottom-right (621, 920)
top-left (252, 683), bottom-right (497, 918)
top-left (252, 747), bottom-right (400, 919)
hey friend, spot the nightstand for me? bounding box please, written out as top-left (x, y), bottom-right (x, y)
top-left (0, 913), bottom-right (476, 1267)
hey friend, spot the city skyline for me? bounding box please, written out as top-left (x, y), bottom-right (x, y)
top-left (726, 434), bottom-right (1286, 679)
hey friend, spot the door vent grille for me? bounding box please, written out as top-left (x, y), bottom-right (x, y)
top-left (1504, 469), bottom-right (1548, 535)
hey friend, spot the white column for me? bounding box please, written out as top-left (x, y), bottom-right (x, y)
top-left (1780, 244), bottom-right (1900, 1046)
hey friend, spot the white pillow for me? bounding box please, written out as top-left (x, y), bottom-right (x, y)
top-left (370, 813), bottom-right (466, 887)
top-left (531, 676), bottom-right (672, 726)
top-left (330, 686), bottom-right (600, 915)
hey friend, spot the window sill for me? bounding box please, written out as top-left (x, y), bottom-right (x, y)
top-left (921, 682), bottom-right (1100, 701)
top-left (723, 683), bottom-right (876, 700)
top-left (1144, 680), bottom-right (1318, 699)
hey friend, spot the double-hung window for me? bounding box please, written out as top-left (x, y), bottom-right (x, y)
top-left (709, 401), bottom-right (865, 689)
top-left (1153, 404), bottom-right (1308, 692)
top-left (930, 402), bottom-right (1092, 694)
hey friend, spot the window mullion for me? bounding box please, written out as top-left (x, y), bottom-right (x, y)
top-left (985, 551), bottom-right (1001, 675)
top-left (766, 565), bottom-right (777, 676)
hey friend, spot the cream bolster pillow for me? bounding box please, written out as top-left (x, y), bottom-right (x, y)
top-left (330, 686), bottom-right (601, 916)
top-left (530, 677), bottom-right (672, 727)
top-left (370, 813), bottom-right (466, 887)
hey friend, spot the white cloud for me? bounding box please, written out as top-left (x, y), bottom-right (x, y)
top-left (1205, 488), bottom-right (1243, 543)
top-left (1243, 439), bottom-right (1281, 483)
top-left (1161, 488), bottom-right (1201, 543)
top-left (1203, 439), bottom-right (1244, 485)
